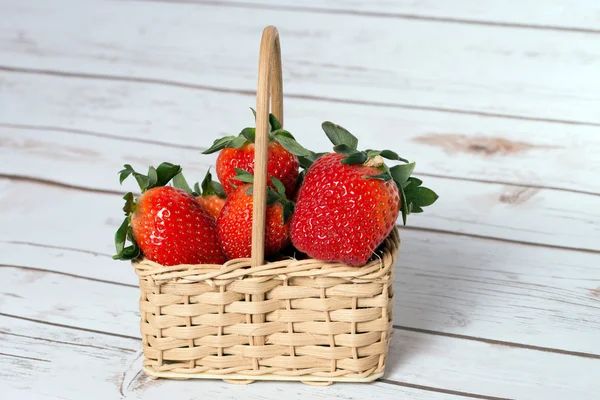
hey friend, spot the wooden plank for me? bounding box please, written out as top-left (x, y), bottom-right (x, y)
top-left (211, 0), bottom-right (600, 32)
top-left (1, 180), bottom-right (599, 353)
top-left (2, 72), bottom-right (599, 194)
top-left (1, 317), bottom-right (460, 400)
top-left (1, 0), bottom-right (599, 124)
top-left (1, 271), bottom-right (599, 399)
top-left (2, 125), bottom-right (600, 251)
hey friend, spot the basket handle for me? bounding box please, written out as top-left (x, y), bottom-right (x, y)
top-left (251, 26), bottom-right (283, 268)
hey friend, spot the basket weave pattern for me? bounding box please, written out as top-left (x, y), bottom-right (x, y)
top-left (134, 229), bottom-right (398, 381)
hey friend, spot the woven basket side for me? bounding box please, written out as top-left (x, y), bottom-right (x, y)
top-left (138, 229), bottom-right (398, 380)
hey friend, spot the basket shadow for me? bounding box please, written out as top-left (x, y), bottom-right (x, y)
top-left (383, 231), bottom-right (486, 374)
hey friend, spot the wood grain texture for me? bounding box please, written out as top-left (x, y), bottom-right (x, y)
top-left (1, 317), bottom-right (464, 400)
top-left (2, 1), bottom-right (599, 398)
top-left (191, 0), bottom-right (600, 32)
top-left (1, 271), bottom-right (599, 399)
top-left (2, 71), bottom-right (599, 195)
top-left (1, 0), bottom-right (599, 124)
top-left (1, 179), bottom-right (599, 355)
top-left (2, 127), bottom-right (599, 251)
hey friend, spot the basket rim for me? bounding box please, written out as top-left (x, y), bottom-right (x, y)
top-left (132, 228), bottom-right (399, 283)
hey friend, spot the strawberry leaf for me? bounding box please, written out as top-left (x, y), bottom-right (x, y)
top-left (272, 131), bottom-right (310, 156)
top-left (147, 166), bottom-right (158, 189)
top-left (340, 151), bottom-right (367, 165)
top-left (271, 129), bottom-right (296, 139)
top-left (240, 127), bottom-right (256, 142)
top-left (408, 186), bottom-right (439, 207)
top-left (283, 201), bottom-right (295, 223)
top-left (172, 172), bottom-right (193, 194)
top-left (380, 149), bottom-right (409, 163)
top-left (121, 242), bottom-right (141, 260)
top-left (322, 121), bottom-right (358, 149)
top-left (119, 164), bottom-right (149, 191)
top-left (229, 135), bottom-right (248, 149)
top-left (200, 168), bottom-right (214, 194)
top-left (113, 217), bottom-right (129, 258)
top-left (118, 164), bottom-right (135, 184)
top-left (202, 136), bottom-right (235, 154)
top-left (266, 187), bottom-right (280, 206)
top-left (122, 192), bottom-right (135, 214)
top-left (200, 168), bottom-right (226, 198)
top-left (211, 181), bottom-right (226, 198)
top-left (389, 162), bottom-right (416, 186)
top-left (333, 144), bottom-right (359, 155)
top-left (271, 176), bottom-right (286, 197)
top-left (113, 218), bottom-right (140, 260)
top-left (234, 168), bottom-right (254, 183)
top-left (399, 185), bottom-right (409, 225)
top-left (365, 172), bottom-right (392, 181)
top-left (269, 113), bottom-right (282, 131)
top-left (298, 151), bottom-right (326, 169)
top-left (403, 176), bottom-right (423, 189)
top-left (155, 162), bottom-right (182, 187)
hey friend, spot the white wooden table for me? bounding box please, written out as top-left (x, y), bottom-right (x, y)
top-left (1, 1), bottom-right (599, 398)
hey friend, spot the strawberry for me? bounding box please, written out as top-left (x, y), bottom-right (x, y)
top-left (113, 163), bottom-right (226, 266)
top-left (290, 122), bottom-right (438, 266)
top-left (203, 110), bottom-right (309, 197)
top-left (171, 168), bottom-right (226, 221)
top-left (217, 170), bottom-right (293, 260)
top-left (194, 169), bottom-right (227, 221)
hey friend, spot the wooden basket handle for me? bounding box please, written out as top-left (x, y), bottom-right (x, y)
top-left (251, 26), bottom-right (283, 268)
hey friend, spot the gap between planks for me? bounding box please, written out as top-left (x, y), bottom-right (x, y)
top-left (0, 312), bottom-right (550, 400)
top-left (2, 174), bottom-right (600, 255)
top-left (2, 122), bottom-right (599, 198)
top-left (124, 0), bottom-right (600, 36)
top-left (0, 351), bottom-right (51, 363)
top-left (1, 65), bottom-right (599, 128)
top-left (2, 262), bottom-right (600, 361)
top-left (0, 330), bottom-right (137, 354)
top-left (379, 380), bottom-right (511, 400)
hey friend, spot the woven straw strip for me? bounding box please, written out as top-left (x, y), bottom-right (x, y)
top-left (134, 230), bottom-right (398, 282)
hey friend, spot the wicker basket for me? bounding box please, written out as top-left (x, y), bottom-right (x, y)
top-left (132, 26), bottom-right (400, 385)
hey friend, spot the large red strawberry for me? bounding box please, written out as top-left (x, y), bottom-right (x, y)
top-left (113, 163), bottom-right (226, 266)
top-left (217, 170), bottom-right (293, 259)
top-left (203, 110), bottom-right (309, 197)
top-left (290, 122), bottom-right (438, 266)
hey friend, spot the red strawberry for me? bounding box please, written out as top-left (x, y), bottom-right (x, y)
top-left (216, 141), bottom-right (299, 196)
top-left (194, 169), bottom-right (227, 221)
top-left (113, 163), bottom-right (226, 266)
top-left (217, 171), bottom-right (293, 260)
top-left (203, 110), bottom-right (309, 197)
top-left (197, 195), bottom-right (226, 222)
top-left (290, 122), bottom-right (438, 266)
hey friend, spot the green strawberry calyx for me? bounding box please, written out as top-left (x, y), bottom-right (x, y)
top-left (172, 168), bottom-right (226, 199)
top-left (113, 162), bottom-right (182, 261)
top-left (321, 121), bottom-right (439, 225)
top-left (202, 109), bottom-right (311, 158)
top-left (234, 169), bottom-right (295, 224)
